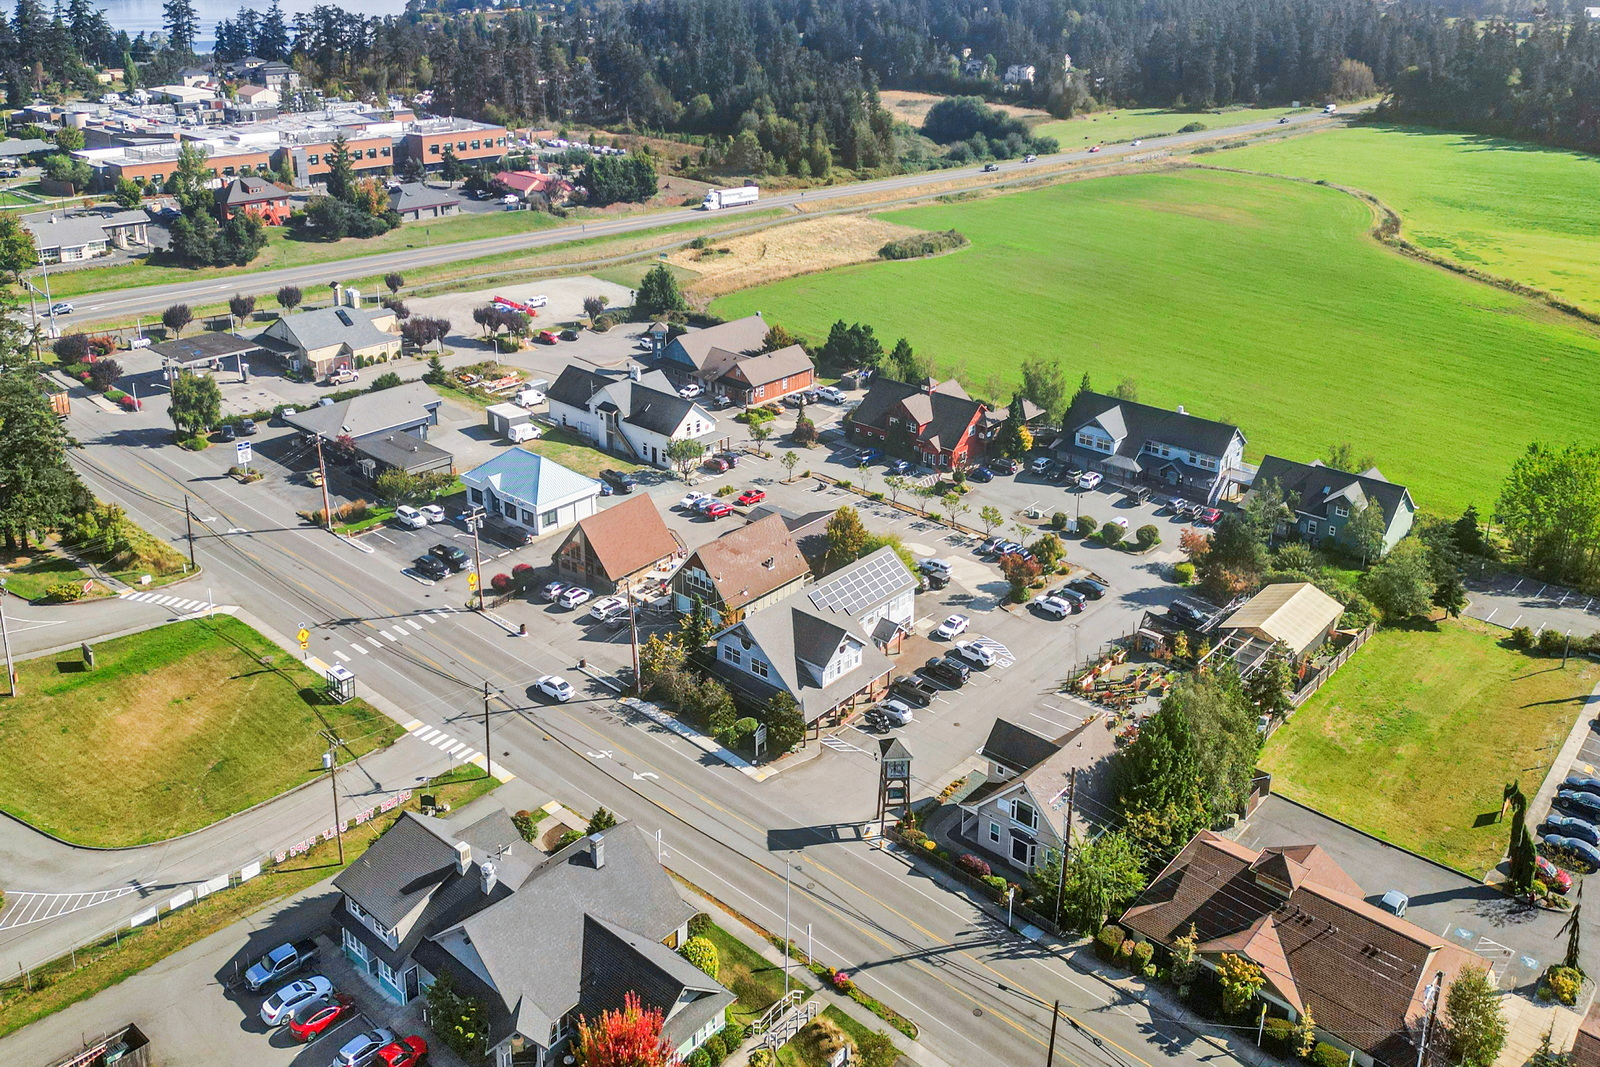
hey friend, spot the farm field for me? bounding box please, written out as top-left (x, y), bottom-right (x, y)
top-left (1259, 616), bottom-right (1600, 876)
top-left (712, 167), bottom-right (1600, 514)
top-left (1033, 104), bottom-right (1308, 146)
top-left (1222, 124), bottom-right (1600, 314)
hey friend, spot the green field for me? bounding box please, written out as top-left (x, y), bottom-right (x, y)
top-left (712, 168), bottom-right (1600, 514)
top-left (1222, 124), bottom-right (1600, 315)
top-left (1033, 105), bottom-right (1308, 146)
top-left (0, 616), bottom-right (402, 846)
top-left (1260, 617), bottom-right (1600, 875)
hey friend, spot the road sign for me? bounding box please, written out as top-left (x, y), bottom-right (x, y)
top-left (235, 440), bottom-right (252, 466)
top-left (297, 627), bottom-right (310, 649)
top-left (467, 572), bottom-right (478, 591)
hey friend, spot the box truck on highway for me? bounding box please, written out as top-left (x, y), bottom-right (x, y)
top-left (701, 185), bottom-right (759, 210)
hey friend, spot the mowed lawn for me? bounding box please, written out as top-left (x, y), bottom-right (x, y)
top-left (1223, 124), bottom-right (1600, 314)
top-left (712, 168), bottom-right (1600, 514)
top-left (1033, 104), bottom-right (1307, 146)
top-left (1260, 617), bottom-right (1600, 875)
top-left (0, 616), bottom-right (401, 846)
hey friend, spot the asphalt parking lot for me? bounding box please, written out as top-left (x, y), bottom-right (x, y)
top-left (1466, 570), bottom-right (1600, 642)
top-left (1236, 794), bottom-right (1577, 989)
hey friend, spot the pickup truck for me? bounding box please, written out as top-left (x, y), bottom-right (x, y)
top-left (245, 939), bottom-right (319, 992)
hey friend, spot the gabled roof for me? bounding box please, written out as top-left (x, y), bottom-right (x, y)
top-left (1253, 455), bottom-right (1415, 525)
top-left (461, 450), bottom-right (600, 510)
top-left (1221, 582), bottom-right (1344, 656)
top-left (547, 365), bottom-right (611, 409)
top-left (683, 514), bottom-right (809, 611)
top-left (579, 916), bottom-right (736, 1048)
top-left (849, 377), bottom-right (988, 454)
top-left (23, 209), bottom-right (150, 249)
top-left (1062, 391), bottom-right (1243, 461)
top-left (979, 719), bottom-right (1066, 775)
top-left (563, 494), bottom-right (679, 582)
top-left (624, 383), bottom-right (698, 436)
top-left (259, 305), bottom-right (396, 356)
top-left (805, 546), bottom-right (916, 621)
top-left (718, 604), bottom-right (894, 722)
top-left (661, 314), bottom-right (767, 371)
top-left (216, 175), bottom-right (287, 207)
top-left (1120, 831), bottom-right (1482, 1063)
top-left (960, 719), bottom-right (1083, 836)
top-left (283, 381), bottom-right (440, 440)
top-left (719, 344), bottom-right (814, 388)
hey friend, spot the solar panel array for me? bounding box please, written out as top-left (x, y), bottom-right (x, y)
top-left (808, 551), bottom-right (909, 617)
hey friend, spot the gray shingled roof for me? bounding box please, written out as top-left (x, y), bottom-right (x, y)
top-left (717, 603), bottom-right (894, 723)
top-left (1061, 391), bottom-right (1243, 462)
top-left (1253, 455), bottom-right (1413, 525)
top-left (579, 916), bottom-right (735, 1048)
top-left (979, 719), bottom-right (1065, 775)
top-left (624, 383), bottom-right (697, 436)
top-left (390, 182), bottom-right (461, 213)
top-left (24, 208), bottom-right (149, 250)
top-left (849, 377), bottom-right (987, 454)
top-left (661, 314), bottom-right (767, 372)
top-left (259, 305), bottom-right (396, 356)
top-left (283, 381), bottom-right (440, 440)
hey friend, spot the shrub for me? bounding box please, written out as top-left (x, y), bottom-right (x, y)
top-left (721, 1021), bottom-right (748, 1049)
top-left (495, 335), bottom-right (520, 353)
top-left (1132, 940), bottom-right (1155, 972)
top-left (704, 1034), bottom-right (728, 1064)
top-left (956, 853), bottom-right (992, 878)
top-left (1541, 964), bottom-right (1582, 1005)
top-left (1136, 524), bottom-right (1161, 548)
top-left (1178, 121), bottom-right (1206, 133)
top-left (511, 562), bottom-right (535, 587)
top-left (688, 1050), bottom-right (711, 1067)
top-left (43, 580), bottom-right (85, 603)
top-left (900, 828), bottom-right (928, 848)
top-left (1263, 1017), bottom-right (1294, 1052)
top-left (1095, 924), bottom-right (1126, 962)
top-left (879, 229), bottom-right (969, 259)
top-left (1077, 515), bottom-right (1098, 537)
top-left (1510, 625), bottom-right (1534, 650)
top-left (594, 313), bottom-right (619, 331)
top-left (1311, 1043), bottom-right (1348, 1067)
top-left (688, 912), bottom-right (713, 938)
top-left (1539, 628), bottom-right (1567, 656)
top-left (981, 874), bottom-right (1008, 899)
top-left (1051, 511), bottom-right (1071, 530)
top-left (1173, 561), bottom-right (1196, 584)
top-left (490, 573), bottom-right (513, 593)
top-left (510, 810), bottom-right (538, 842)
top-left (747, 1050), bottom-right (773, 1067)
top-left (1100, 521), bottom-right (1126, 545)
top-left (680, 936), bottom-right (720, 979)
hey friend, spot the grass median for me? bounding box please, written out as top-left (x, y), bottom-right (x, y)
top-left (1261, 615), bottom-right (1600, 875)
top-left (0, 615), bottom-right (402, 847)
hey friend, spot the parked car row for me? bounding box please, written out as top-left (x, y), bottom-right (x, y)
top-left (395, 503), bottom-right (447, 530)
top-left (253, 970), bottom-right (427, 1067)
top-left (1543, 776), bottom-right (1600, 875)
top-left (541, 580), bottom-right (593, 609)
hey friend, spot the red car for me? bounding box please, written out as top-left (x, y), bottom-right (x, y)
top-left (1088, 145), bottom-right (1102, 153)
top-left (1537, 855), bottom-right (1574, 894)
top-left (705, 502), bottom-right (734, 519)
top-left (374, 1036), bottom-right (429, 1067)
top-left (736, 489), bottom-right (766, 506)
top-left (703, 457), bottom-right (731, 473)
top-left (1197, 507), bottom-right (1222, 525)
top-left (537, 330), bottom-right (559, 344)
top-left (286, 993), bottom-right (356, 1042)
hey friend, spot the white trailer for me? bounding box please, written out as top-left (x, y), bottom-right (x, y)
top-left (701, 185), bottom-right (760, 210)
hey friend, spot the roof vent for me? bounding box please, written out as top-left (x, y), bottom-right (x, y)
top-left (454, 840), bottom-right (471, 875)
top-left (763, 557), bottom-right (775, 569)
top-left (588, 832), bottom-right (606, 869)
top-left (480, 861), bottom-right (497, 895)
top-left (1176, 404), bottom-right (1186, 415)
top-left (629, 365), bottom-right (641, 381)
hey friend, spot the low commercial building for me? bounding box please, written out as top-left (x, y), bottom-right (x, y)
top-left (254, 305), bottom-right (401, 379)
top-left (553, 493), bottom-right (682, 593)
top-left (283, 381), bottom-right (444, 445)
top-left (1054, 391), bottom-right (1249, 504)
top-left (956, 719), bottom-right (1075, 874)
top-left (24, 209), bottom-right (151, 263)
top-left (547, 365), bottom-right (719, 469)
top-left (671, 514), bottom-right (811, 627)
top-left (401, 117), bottom-right (509, 172)
top-left (461, 450), bottom-right (603, 539)
top-left (388, 181), bottom-right (461, 220)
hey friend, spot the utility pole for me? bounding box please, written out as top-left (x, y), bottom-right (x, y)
top-left (482, 679), bottom-right (493, 782)
top-left (1045, 1000), bottom-right (1061, 1067)
top-left (1054, 772), bottom-right (1074, 930)
top-left (0, 579), bottom-right (15, 696)
top-left (466, 506), bottom-right (486, 611)
top-left (184, 497), bottom-right (196, 568)
top-left (323, 738), bottom-right (345, 865)
top-left (624, 579), bottom-right (641, 694)
top-left (314, 435), bottom-right (333, 531)
top-left (1415, 970), bottom-right (1445, 1067)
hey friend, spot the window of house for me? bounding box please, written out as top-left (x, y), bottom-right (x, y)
top-left (468, 488), bottom-right (482, 504)
top-left (381, 147), bottom-right (391, 156)
top-left (541, 508), bottom-right (558, 525)
top-left (1327, 526), bottom-right (1338, 539)
top-left (367, 148), bottom-right (377, 159)
top-left (307, 154), bottom-right (319, 164)
top-left (988, 821), bottom-right (1001, 843)
top-left (723, 644), bottom-right (741, 666)
top-left (750, 658), bottom-right (769, 678)
top-left (1013, 800), bottom-right (1038, 830)
top-left (1197, 456), bottom-right (1219, 471)
top-left (429, 144), bottom-right (440, 155)
top-left (1307, 521), bottom-right (1319, 536)
top-left (1012, 837), bottom-right (1032, 865)
top-left (1334, 505), bottom-right (1349, 517)
top-left (471, 139), bottom-right (481, 149)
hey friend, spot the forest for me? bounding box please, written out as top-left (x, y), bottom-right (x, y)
top-left (5, 0), bottom-right (1597, 166)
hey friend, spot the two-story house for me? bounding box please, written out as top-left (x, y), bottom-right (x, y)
top-left (552, 493), bottom-right (683, 593)
top-left (704, 343), bottom-right (815, 407)
top-left (709, 546), bottom-right (916, 724)
top-left (671, 514), bottom-right (810, 627)
top-left (1251, 455), bottom-right (1416, 558)
top-left (215, 175), bottom-right (292, 225)
top-left (333, 809), bottom-right (734, 1067)
top-left (1054, 392), bottom-right (1248, 504)
top-left (957, 719), bottom-right (1079, 874)
top-left (847, 377), bottom-right (993, 470)
top-left (547, 365), bottom-right (719, 469)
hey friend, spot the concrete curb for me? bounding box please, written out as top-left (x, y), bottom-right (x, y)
top-left (1529, 679), bottom-right (1600, 840)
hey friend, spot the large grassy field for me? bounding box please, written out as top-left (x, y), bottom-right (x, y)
top-left (712, 168), bottom-right (1600, 514)
top-left (0, 616), bottom-right (402, 846)
top-left (1222, 124), bottom-right (1600, 315)
top-left (1033, 105), bottom-right (1308, 146)
top-left (1260, 617), bottom-right (1600, 875)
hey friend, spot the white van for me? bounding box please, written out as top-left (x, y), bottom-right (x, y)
top-left (508, 423), bottom-right (543, 443)
top-left (1323, 103), bottom-right (1338, 114)
top-left (514, 388), bottom-right (546, 408)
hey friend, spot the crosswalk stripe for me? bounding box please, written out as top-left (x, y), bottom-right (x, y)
top-left (154, 595), bottom-right (175, 605)
top-left (406, 620), bottom-right (423, 631)
top-left (388, 628), bottom-right (405, 640)
top-left (383, 630), bottom-right (399, 642)
top-left (367, 637), bottom-right (382, 649)
top-left (415, 727), bottom-right (440, 742)
top-left (333, 651), bottom-right (350, 662)
top-left (352, 644), bottom-right (368, 655)
top-left (430, 733), bottom-right (455, 748)
top-left (444, 741), bottom-right (466, 755)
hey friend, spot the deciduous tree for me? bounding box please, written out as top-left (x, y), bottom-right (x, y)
top-left (577, 992), bottom-right (675, 1067)
top-left (161, 303), bottom-right (193, 338)
top-left (1447, 967), bottom-right (1508, 1067)
top-left (824, 505), bottom-right (868, 571)
top-left (167, 369), bottom-right (220, 436)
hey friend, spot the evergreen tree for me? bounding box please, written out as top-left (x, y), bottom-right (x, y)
top-left (0, 370), bottom-right (77, 553)
top-left (635, 264), bottom-right (687, 318)
top-left (161, 0), bottom-right (198, 54)
top-left (995, 393), bottom-right (1030, 459)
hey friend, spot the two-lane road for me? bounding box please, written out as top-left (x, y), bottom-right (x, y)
top-left (53, 107), bottom-right (1361, 327)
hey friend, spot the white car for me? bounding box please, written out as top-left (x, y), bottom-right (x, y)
top-left (678, 491), bottom-right (709, 510)
top-left (541, 581), bottom-right (566, 602)
top-left (535, 675), bottom-right (575, 702)
top-left (335, 1027), bottom-right (397, 1067)
top-left (1032, 594), bottom-right (1074, 619)
top-left (1078, 471), bottom-right (1103, 490)
top-left (559, 586), bottom-right (593, 609)
top-left (919, 558), bottom-right (952, 578)
top-left (589, 595), bottom-right (628, 620)
top-left (260, 976), bottom-right (333, 1026)
top-left (636, 339), bottom-right (655, 351)
top-left (394, 505), bottom-right (427, 529)
top-left (954, 640), bottom-right (997, 667)
top-left (1024, 153), bottom-right (1037, 162)
top-left (678, 383), bottom-right (703, 399)
top-left (934, 614), bottom-right (970, 639)
top-left (1111, 516), bottom-right (1129, 529)
top-left (50, 301), bottom-right (74, 315)
top-left (419, 504), bottom-right (446, 524)
top-left (1131, 139), bottom-right (1142, 147)
top-left (877, 699), bottom-right (915, 726)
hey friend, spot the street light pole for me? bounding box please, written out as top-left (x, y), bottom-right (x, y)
top-left (314, 435), bottom-right (333, 531)
top-left (784, 860), bottom-right (793, 997)
top-left (323, 741), bottom-right (345, 865)
top-left (1045, 1000), bottom-right (1061, 1067)
top-left (467, 506), bottom-right (486, 611)
top-left (482, 679), bottom-right (493, 782)
top-left (0, 579), bottom-right (15, 696)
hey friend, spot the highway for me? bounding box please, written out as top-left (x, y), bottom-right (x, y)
top-left (55, 107), bottom-right (1356, 326)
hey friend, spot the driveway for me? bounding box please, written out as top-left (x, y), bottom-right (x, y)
top-left (1235, 794), bottom-right (1579, 990)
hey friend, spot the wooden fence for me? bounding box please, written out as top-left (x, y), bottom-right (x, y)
top-left (1287, 623), bottom-right (1377, 709)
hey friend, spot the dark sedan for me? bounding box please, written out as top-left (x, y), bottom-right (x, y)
top-left (429, 544), bottom-right (470, 572)
top-left (1067, 578), bottom-right (1108, 601)
top-left (414, 554), bottom-right (449, 580)
top-left (600, 469), bottom-right (636, 494)
top-left (967, 466), bottom-right (994, 483)
top-left (920, 656), bottom-right (971, 687)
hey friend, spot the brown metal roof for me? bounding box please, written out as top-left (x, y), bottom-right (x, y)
top-left (565, 494), bottom-right (678, 583)
top-left (686, 514), bottom-right (810, 611)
